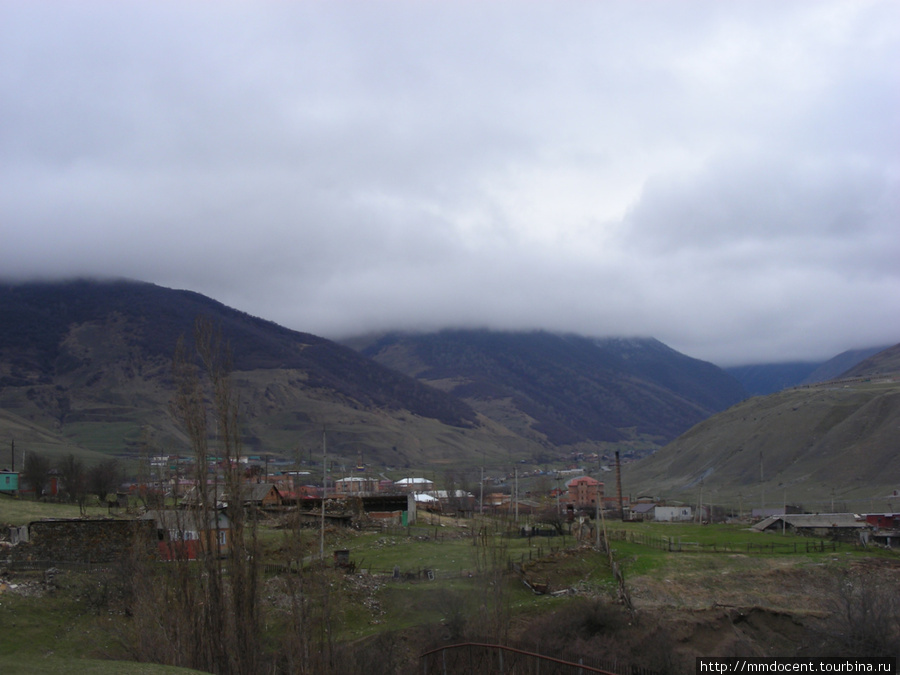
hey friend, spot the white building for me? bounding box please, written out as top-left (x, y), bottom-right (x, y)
top-left (393, 477), bottom-right (434, 493)
top-left (654, 505), bottom-right (693, 522)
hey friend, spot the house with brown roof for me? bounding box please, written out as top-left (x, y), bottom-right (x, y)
top-left (242, 483), bottom-right (282, 508)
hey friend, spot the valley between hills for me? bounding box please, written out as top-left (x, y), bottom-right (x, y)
top-left (1, 279), bottom-right (898, 510)
top-left (1, 279), bottom-right (899, 674)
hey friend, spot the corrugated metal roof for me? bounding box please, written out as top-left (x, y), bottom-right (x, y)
top-left (752, 513), bottom-right (865, 531)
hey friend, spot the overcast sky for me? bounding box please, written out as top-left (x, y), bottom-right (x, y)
top-left (2, 1), bottom-right (898, 366)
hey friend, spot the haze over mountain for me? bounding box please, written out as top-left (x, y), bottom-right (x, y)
top-left (3, 2), bottom-right (899, 370)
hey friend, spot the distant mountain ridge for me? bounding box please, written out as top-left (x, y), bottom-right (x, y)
top-left (725, 345), bottom-right (890, 396)
top-left (806, 345), bottom-right (894, 382)
top-left (724, 362), bottom-right (822, 397)
top-left (352, 330), bottom-right (747, 449)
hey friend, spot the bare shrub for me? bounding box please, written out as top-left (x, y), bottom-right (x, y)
top-left (821, 567), bottom-right (900, 658)
top-left (516, 597), bottom-right (677, 673)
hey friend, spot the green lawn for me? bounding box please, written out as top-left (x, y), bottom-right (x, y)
top-left (0, 496), bottom-right (112, 525)
top-left (0, 657), bottom-right (209, 675)
top-left (0, 570), bottom-right (208, 674)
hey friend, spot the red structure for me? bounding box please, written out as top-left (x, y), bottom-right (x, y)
top-left (566, 475), bottom-right (604, 510)
top-left (865, 513), bottom-right (900, 529)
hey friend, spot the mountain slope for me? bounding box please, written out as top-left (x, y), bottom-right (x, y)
top-left (802, 345), bottom-right (891, 383)
top-left (838, 343), bottom-right (900, 379)
top-left (0, 280), bottom-right (478, 427)
top-left (623, 343), bottom-right (900, 507)
top-left (724, 362), bottom-right (822, 397)
top-left (724, 345), bottom-right (890, 396)
top-left (0, 279), bottom-right (539, 468)
top-left (353, 330), bottom-right (746, 451)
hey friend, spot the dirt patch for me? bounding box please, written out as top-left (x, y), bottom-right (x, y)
top-left (0, 568), bottom-right (61, 598)
top-left (509, 553), bottom-right (900, 673)
top-left (627, 554), bottom-right (842, 613)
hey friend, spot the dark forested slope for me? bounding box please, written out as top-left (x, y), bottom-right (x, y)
top-left (355, 330), bottom-right (746, 448)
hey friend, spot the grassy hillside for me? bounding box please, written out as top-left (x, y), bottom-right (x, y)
top-left (804, 344), bottom-right (894, 382)
top-left (841, 343), bottom-right (900, 379)
top-left (0, 409), bottom-right (112, 467)
top-left (622, 377), bottom-right (900, 510)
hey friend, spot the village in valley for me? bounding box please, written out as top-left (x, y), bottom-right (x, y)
top-left (1, 313), bottom-right (899, 673)
top-left (6, 444), bottom-right (900, 558)
top-left (2, 421), bottom-right (900, 674)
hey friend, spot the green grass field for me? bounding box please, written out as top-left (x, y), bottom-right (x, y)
top-left (0, 570), bottom-right (208, 674)
top-left (2, 511), bottom-right (896, 672)
top-left (0, 495), bottom-right (112, 525)
top-left (0, 657), bottom-right (208, 675)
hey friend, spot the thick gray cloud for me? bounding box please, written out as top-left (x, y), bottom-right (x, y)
top-left (1, 1), bottom-right (898, 366)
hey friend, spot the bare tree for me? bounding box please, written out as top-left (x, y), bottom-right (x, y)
top-left (58, 453), bottom-right (87, 513)
top-left (21, 452), bottom-right (51, 498)
top-left (121, 317), bottom-right (262, 675)
top-left (169, 316), bottom-right (261, 674)
top-left (87, 458), bottom-right (120, 503)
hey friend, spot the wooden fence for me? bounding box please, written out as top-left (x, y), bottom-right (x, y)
top-left (616, 530), bottom-right (841, 554)
top-left (421, 640), bottom-right (662, 675)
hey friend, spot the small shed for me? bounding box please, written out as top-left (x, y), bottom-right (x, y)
top-left (243, 483), bottom-right (282, 508)
top-left (0, 470), bottom-right (18, 493)
top-left (630, 503), bottom-right (656, 521)
top-left (654, 505), bottom-right (693, 522)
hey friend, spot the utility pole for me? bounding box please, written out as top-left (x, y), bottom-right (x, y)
top-left (479, 447), bottom-right (485, 517)
top-left (615, 451), bottom-right (624, 521)
top-left (698, 478), bottom-right (704, 524)
top-left (782, 488), bottom-right (786, 536)
top-left (760, 451), bottom-right (765, 511)
top-left (556, 474), bottom-right (561, 515)
top-left (514, 467), bottom-right (519, 525)
top-left (320, 427), bottom-right (326, 561)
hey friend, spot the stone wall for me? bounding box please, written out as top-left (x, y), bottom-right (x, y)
top-left (9, 518), bottom-right (155, 563)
